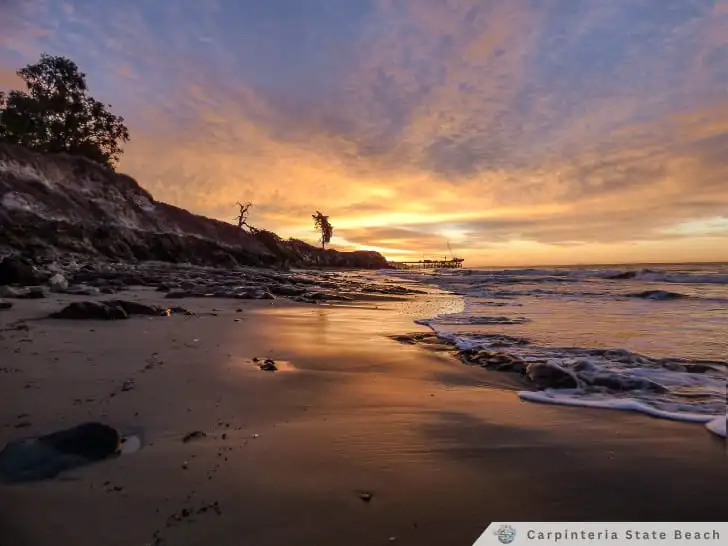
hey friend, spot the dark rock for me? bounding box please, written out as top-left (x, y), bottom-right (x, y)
top-left (259, 359), bottom-right (278, 371)
top-left (460, 349), bottom-right (526, 373)
top-left (0, 422), bottom-right (120, 483)
top-left (165, 290), bottom-right (194, 299)
top-left (525, 362), bottom-right (578, 389)
top-left (107, 300), bottom-right (167, 316)
top-left (120, 379), bottom-right (135, 392)
top-left (65, 285), bottom-right (102, 296)
top-left (167, 306), bottom-right (192, 316)
top-left (586, 374), bottom-right (667, 393)
top-left (358, 492), bottom-right (373, 503)
top-left (0, 256), bottom-right (43, 286)
top-left (269, 284), bottom-right (306, 297)
top-left (1, 285), bottom-right (45, 299)
top-left (40, 422), bottom-right (120, 459)
top-left (682, 363), bottom-right (718, 374)
top-left (19, 286), bottom-right (45, 299)
top-left (0, 299), bottom-right (11, 310)
top-left (50, 301), bottom-right (129, 320)
top-left (182, 431), bottom-right (207, 443)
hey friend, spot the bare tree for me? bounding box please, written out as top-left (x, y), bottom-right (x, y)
top-left (234, 201), bottom-right (252, 231)
top-left (312, 211), bottom-right (333, 249)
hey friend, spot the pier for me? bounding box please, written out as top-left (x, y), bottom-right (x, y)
top-left (388, 257), bottom-right (464, 270)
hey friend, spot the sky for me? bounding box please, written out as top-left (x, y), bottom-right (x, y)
top-left (1, 0), bottom-right (727, 266)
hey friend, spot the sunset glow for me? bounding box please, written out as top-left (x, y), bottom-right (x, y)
top-left (1, 0), bottom-right (726, 265)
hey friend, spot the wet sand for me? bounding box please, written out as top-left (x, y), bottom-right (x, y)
top-left (1, 289), bottom-right (726, 546)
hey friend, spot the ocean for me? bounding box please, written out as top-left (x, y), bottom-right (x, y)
top-left (385, 263), bottom-right (727, 438)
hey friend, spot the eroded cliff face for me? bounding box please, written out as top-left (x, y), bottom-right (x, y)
top-left (0, 144), bottom-right (388, 269)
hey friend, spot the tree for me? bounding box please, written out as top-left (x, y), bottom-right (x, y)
top-left (0, 54), bottom-right (129, 169)
top-left (312, 211), bottom-right (333, 249)
top-left (234, 201), bottom-right (253, 231)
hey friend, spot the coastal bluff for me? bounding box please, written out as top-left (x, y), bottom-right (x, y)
top-left (0, 143), bottom-right (387, 269)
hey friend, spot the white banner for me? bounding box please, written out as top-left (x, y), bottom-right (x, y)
top-left (473, 522), bottom-right (727, 546)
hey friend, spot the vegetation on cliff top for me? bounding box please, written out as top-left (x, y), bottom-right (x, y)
top-left (0, 54), bottom-right (129, 170)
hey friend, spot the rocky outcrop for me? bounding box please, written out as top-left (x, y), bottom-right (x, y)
top-left (0, 144), bottom-right (388, 269)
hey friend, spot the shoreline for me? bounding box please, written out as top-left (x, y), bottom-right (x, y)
top-left (1, 286), bottom-right (727, 545)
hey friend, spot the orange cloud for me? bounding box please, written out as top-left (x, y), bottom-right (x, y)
top-left (2, 0), bottom-right (727, 265)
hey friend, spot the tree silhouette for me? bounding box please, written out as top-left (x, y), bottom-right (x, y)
top-left (234, 201), bottom-right (253, 231)
top-left (312, 211), bottom-right (333, 249)
top-left (0, 54), bottom-right (129, 169)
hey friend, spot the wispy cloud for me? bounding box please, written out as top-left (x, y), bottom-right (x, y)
top-left (0, 0), bottom-right (726, 264)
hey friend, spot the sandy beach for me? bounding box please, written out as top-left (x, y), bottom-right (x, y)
top-left (1, 288), bottom-right (726, 546)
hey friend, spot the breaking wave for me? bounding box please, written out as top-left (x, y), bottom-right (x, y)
top-left (395, 263), bottom-right (728, 435)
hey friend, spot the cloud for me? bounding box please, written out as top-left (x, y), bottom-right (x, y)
top-left (0, 0), bottom-right (726, 264)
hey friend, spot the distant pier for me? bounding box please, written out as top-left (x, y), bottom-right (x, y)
top-left (388, 257), bottom-right (464, 270)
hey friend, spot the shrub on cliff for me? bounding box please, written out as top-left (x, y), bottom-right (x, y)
top-left (0, 54), bottom-right (129, 169)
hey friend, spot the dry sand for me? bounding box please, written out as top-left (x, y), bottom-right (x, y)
top-left (1, 289), bottom-right (726, 546)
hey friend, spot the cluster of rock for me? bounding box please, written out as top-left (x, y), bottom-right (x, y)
top-left (0, 254), bottom-right (424, 311)
top-left (392, 332), bottom-right (723, 394)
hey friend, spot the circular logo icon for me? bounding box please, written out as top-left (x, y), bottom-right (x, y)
top-left (495, 525), bottom-right (516, 544)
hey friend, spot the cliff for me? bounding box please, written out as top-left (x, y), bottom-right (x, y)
top-left (0, 144), bottom-right (388, 269)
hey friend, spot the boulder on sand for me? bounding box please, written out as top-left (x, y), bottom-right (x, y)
top-left (50, 301), bottom-right (129, 320)
top-left (49, 273), bottom-right (69, 292)
top-left (0, 256), bottom-right (44, 286)
top-left (525, 361), bottom-right (579, 389)
top-left (49, 300), bottom-right (190, 320)
top-left (0, 422), bottom-right (121, 483)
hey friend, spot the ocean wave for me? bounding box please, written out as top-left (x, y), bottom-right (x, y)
top-left (414, 313), bottom-right (726, 423)
top-left (625, 290), bottom-right (687, 300)
top-left (705, 416), bottom-right (726, 438)
top-left (602, 268), bottom-right (728, 284)
top-left (416, 316), bottom-right (529, 326)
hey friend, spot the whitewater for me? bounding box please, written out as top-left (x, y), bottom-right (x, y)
top-left (386, 263), bottom-right (727, 438)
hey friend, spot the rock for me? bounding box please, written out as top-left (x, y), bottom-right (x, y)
top-left (0, 285), bottom-right (44, 299)
top-left (259, 359), bottom-right (278, 371)
top-left (358, 492), bottom-right (373, 503)
top-left (0, 286), bottom-right (23, 298)
top-left (167, 306), bottom-right (193, 316)
top-left (21, 286), bottom-right (45, 299)
top-left (49, 273), bottom-right (69, 292)
top-left (459, 349), bottom-right (526, 372)
top-left (107, 300), bottom-right (167, 316)
top-left (0, 256), bottom-right (43, 286)
top-left (182, 431), bottom-right (207, 443)
top-left (65, 285), bottom-right (102, 296)
top-left (165, 290), bottom-right (193, 299)
top-left (0, 422), bottom-right (121, 483)
top-left (682, 363), bottom-right (718, 374)
top-left (270, 284), bottom-right (305, 297)
top-left (525, 361), bottom-right (578, 389)
top-left (120, 379), bottom-right (135, 392)
top-left (0, 299), bottom-right (11, 310)
top-left (49, 300), bottom-right (179, 320)
top-left (50, 301), bottom-right (129, 320)
top-left (587, 374), bottom-right (667, 393)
